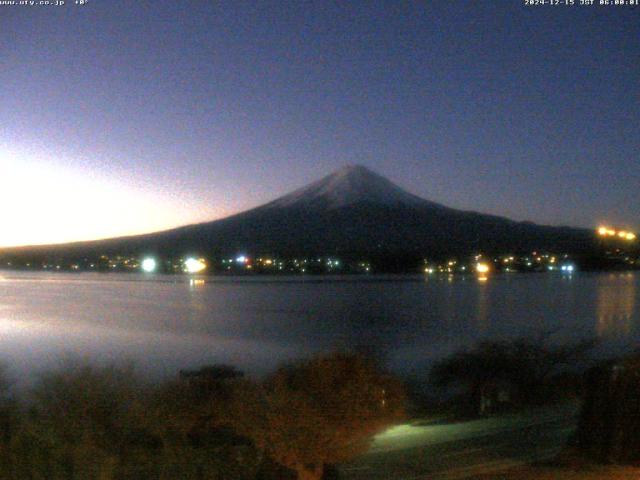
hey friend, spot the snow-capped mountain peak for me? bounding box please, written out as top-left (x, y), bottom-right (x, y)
top-left (264, 165), bottom-right (432, 210)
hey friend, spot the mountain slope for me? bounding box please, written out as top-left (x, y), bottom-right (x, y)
top-left (3, 165), bottom-right (595, 258)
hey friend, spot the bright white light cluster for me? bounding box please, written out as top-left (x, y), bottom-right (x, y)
top-left (141, 258), bottom-right (157, 272)
top-left (476, 262), bottom-right (490, 274)
top-left (184, 258), bottom-right (206, 273)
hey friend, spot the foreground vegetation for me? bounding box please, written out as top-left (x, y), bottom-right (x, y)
top-left (429, 335), bottom-right (596, 416)
top-left (472, 450), bottom-right (640, 479)
top-left (1, 337), bottom-right (635, 479)
top-left (0, 354), bottom-right (404, 480)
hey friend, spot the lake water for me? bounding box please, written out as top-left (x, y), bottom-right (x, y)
top-left (0, 271), bottom-right (638, 382)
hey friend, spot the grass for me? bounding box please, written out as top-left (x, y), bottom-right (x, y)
top-left (474, 465), bottom-right (640, 479)
top-left (472, 451), bottom-right (640, 479)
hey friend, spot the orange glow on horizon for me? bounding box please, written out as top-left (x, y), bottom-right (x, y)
top-left (0, 150), bottom-right (219, 248)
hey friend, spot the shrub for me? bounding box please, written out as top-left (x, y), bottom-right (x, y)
top-left (430, 336), bottom-right (595, 415)
top-left (236, 353), bottom-right (405, 480)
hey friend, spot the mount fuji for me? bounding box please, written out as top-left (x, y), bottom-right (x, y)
top-left (6, 165), bottom-right (594, 259)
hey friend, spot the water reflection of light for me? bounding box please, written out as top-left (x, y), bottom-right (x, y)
top-left (189, 279), bottom-right (206, 288)
top-left (596, 273), bottom-right (636, 337)
top-left (476, 276), bottom-right (490, 332)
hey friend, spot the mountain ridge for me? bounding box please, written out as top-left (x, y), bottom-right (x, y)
top-left (1, 165), bottom-right (594, 258)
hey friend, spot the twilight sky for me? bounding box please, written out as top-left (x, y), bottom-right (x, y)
top-left (1, 1), bottom-right (638, 247)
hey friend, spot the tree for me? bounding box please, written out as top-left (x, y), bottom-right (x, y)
top-left (576, 353), bottom-right (640, 463)
top-left (0, 363), bottom-right (16, 466)
top-left (236, 353), bottom-right (405, 480)
top-left (6, 361), bottom-right (149, 479)
top-left (147, 364), bottom-right (262, 480)
top-left (430, 336), bottom-right (596, 414)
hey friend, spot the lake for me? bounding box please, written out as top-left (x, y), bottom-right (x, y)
top-left (0, 271), bottom-right (638, 383)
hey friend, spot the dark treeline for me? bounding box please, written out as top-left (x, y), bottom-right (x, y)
top-left (1, 249), bottom-right (639, 275)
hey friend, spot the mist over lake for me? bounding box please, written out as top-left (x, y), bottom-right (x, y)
top-left (1, 271), bottom-right (638, 383)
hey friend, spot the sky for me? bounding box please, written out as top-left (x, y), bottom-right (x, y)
top-left (1, 0), bottom-right (638, 247)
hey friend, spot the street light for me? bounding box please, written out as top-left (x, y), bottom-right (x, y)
top-left (141, 257), bottom-right (157, 273)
